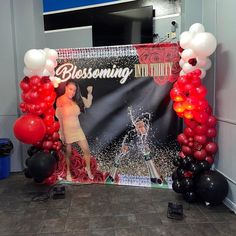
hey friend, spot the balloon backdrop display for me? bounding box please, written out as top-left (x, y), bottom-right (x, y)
top-left (13, 48), bottom-right (63, 183)
top-left (171, 23), bottom-right (228, 205)
top-left (13, 24), bottom-right (228, 205)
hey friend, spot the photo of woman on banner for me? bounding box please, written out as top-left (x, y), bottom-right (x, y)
top-left (55, 79), bottom-right (94, 181)
top-left (107, 110), bottom-right (163, 185)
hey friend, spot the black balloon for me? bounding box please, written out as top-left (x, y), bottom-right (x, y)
top-left (181, 177), bottom-right (194, 191)
top-left (24, 168), bottom-right (33, 178)
top-left (189, 163), bottom-right (201, 175)
top-left (172, 170), bottom-right (179, 181)
top-left (173, 156), bottom-right (182, 167)
top-left (196, 170), bottom-right (229, 205)
top-left (176, 167), bottom-right (185, 179)
top-left (27, 146), bottom-right (41, 157)
top-left (172, 180), bottom-right (184, 193)
top-left (27, 151), bottom-right (57, 182)
top-left (198, 160), bottom-right (211, 171)
top-left (184, 191), bottom-right (197, 203)
top-left (181, 156), bottom-right (194, 169)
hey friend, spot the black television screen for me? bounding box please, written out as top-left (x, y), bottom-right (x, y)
top-left (92, 6), bottom-right (153, 47)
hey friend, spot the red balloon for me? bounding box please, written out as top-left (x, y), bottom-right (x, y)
top-left (193, 111), bottom-right (209, 124)
top-left (182, 145), bottom-right (192, 155)
top-left (194, 125), bottom-right (207, 135)
top-left (184, 127), bottom-right (195, 137)
top-left (179, 151), bottom-right (186, 158)
top-left (194, 149), bottom-right (207, 160)
top-left (20, 79), bottom-right (30, 92)
top-left (52, 121), bottom-right (60, 132)
top-left (205, 142), bottom-right (218, 154)
top-left (173, 102), bottom-right (185, 113)
top-left (176, 76), bottom-right (188, 88)
top-left (52, 132), bottom-right (60, 141)
top-left (29, 76), bottom-right (41, 86)
top-left (13, 114), bottom-right (46, 144)
top-left (206, 128), bottom-right (217, 138)
top-left (184, 118), bottom-right (198, 129)
top-left (196, 99), bottom-right (208, 111)
top-left (188, 141), bottom-right (194, 147)
top-left (184, 110), bottom-right (194, 119)
top-left (183, 97), bottom-right (197, 111)
top-left (205, 156), bottom-right (214, 164)
top-left (43, 115), bottom-right (55, 127)
top-left (194, 85), bottom-right (207, 99)
top-left (177, 133), bottom-right (188, 145)
top-left (206, 115), bottom-right (217, 127)
top-left (191, 76), bottom-right (201, 87)
top-left (194, 135), bottom-right (208, 145)
top-left (42, 140), bottom-right (53, 150)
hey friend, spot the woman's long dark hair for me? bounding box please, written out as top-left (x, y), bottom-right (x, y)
top-left (65, 79), bottom-right (85, 113)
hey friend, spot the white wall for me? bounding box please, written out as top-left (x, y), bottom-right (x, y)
top-left (0, 0), bottom-right (45, 171)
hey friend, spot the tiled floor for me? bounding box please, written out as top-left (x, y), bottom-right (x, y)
top-left (0, 173), bottom-right (236, 236)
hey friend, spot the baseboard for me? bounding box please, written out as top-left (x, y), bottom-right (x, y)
top-left (223, 197), bottom-right (236, 214)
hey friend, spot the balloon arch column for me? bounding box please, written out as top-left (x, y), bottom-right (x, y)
top-left (13, 23), bottom-right (228, 204)
top-left (170, 23), bottom-right (228, 204)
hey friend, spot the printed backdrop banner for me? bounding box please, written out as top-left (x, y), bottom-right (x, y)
top-left (55, 43), bottom-right (181, 188)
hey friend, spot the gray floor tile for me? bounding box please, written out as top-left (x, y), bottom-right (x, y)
top-left (212, 222), bottom-right (236, 236)
top-left (136, 213), bottom-right (162, 226)
top-left (190, 223), bottom-right (222, 236)
top-left (114, 214), bottom-right (137, 228)
top-left (141, 226), bottom-right (169, 236)
top-left (0, 173), bottom-right (236, 236)
top-left (40, 218), bottom-right (66, 233)
top-left (89, 216), bottom-right (115, 229)
top-left (65, 217), bottom-right (90, 232)
top-left (91, 228), bottom-right (115, 236)
top-left (115, 227), bottom-right (142, 236)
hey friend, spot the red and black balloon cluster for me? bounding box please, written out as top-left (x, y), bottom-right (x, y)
top-left (14, 76), bottom-right (61, 152)
top-left (170, 69), bottom-right (218, 202)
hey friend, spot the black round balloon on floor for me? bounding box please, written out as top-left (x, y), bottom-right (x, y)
top-left (172, 179), bottom-right (184, 193)
top-left (27, 145), bottom-right (41, 157)
top-left (181, 156), bottom-right (194, 169)
top-left (181, 177), bottom-right (194, 192)
top-left (184, 191), bottom-right (197, 203)
top-left (172, 170), bottom-right (179, 181)
top-left (195, 170), bottom-right (229, 205)
top-left (27, 151), bottom-right (57, 182)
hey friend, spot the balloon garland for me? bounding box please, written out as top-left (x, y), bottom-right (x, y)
top-left (14, 48), bottom-right (62, 151)
top-left (170, 23), bottom-right (228, 204)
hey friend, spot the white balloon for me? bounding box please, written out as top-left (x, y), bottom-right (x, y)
top-left (191, 32), bottom-right (217, 57)
top-left (204, 58), bottom-right (212, 70)
top-left (23, 67), bottom-right (42, 77)
top-left (181, 49), bottom-right (197, 62)
top-left (43, 48), bottom-right (50, 54)
top-left (179, 59), bottom-right (185, 68)
top-left (24, 49), bottom-right (46, 70)
top-left (183, 62), bottom-right (196, 73)
top-left (38, 69), bottom-right (50, 77)
top-left (180, 31), bottom-right (194, 49)
top-left (23, 67), bottom-right (33, 77)
top-left (189, 23), bottom-right (205, 34)
top-left (46, 49), bottom-right (58, 60)
top-left (45, 59), bottom-right (55, 72)
top-left (196, 57), bottom-right (208, 67)
top-left (180, 70), bottom-right (186, 76)
top-left (199, 69), bottom-right (206, 79)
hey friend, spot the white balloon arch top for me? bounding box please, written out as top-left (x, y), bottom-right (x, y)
top-left (179, 23), bottom-right (217, 79)
top-left (23, 48), bottom-right (61, 88)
